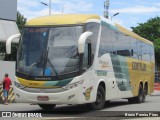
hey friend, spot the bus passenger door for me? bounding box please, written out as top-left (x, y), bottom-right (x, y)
top-left (106, 75), bottom-right (118, 100)
top-left (97, 54), bottom-right (118, 100)
top-left (110, 54), bottom-right (126, 98)
top-left (115, 57), bottom-right (132, 98)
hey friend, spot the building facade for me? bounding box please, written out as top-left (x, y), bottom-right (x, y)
top-left (0, 0), bottom-right (20, 57)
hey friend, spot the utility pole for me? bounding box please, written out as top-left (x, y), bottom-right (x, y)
top-left (104, 0), bottom-right (109, 18)
top-left (49, 0), bottom-right (51, 15)
top-left (62, 5), bottom-right (64, 14)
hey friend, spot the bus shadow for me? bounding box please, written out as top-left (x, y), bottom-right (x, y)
top-left (104, 99), bottom-right (150, 109)
top-left (22, 99), bottom-right (151, 117)
top-left (23, 104), bottom-right (97, 117)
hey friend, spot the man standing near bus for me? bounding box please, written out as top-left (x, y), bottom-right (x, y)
top-left (0, 73), bottom-right (12, 105)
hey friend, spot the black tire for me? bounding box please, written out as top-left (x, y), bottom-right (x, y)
top-left (105, 100), bottom-right (110, 104)
top-left (142, 85), bottom-right (147, 102)
top-left (89, 85), bottom-right (105, 110)
top-left (105, 100), bottom-right (110, 106)
top-left (38, 104), bottom-right (56, 110)
top-left (135, 84), bottom-right (143, 103)
top-left (128, 97), bottom-right (135, 104)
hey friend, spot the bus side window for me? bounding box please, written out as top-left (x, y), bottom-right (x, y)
top-left (99, 24), bottom-right (112, 57)
top-left (83, 43), bottom-right (92, 70)
top-left (117, 50), bottom-right (131, 56)
top-left (85, 22), bottom-right (100, 62)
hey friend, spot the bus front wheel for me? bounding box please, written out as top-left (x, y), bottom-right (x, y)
top-left (89, 85), bottom-right (105, 110)
top-left (38, 104), bottom-right (56, 110)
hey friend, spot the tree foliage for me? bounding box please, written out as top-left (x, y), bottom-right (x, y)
top-left (132, 17), bottom-right (160, 63)
top-left (17, 11), bottom-right (27, 32)
top-left (0, 12), bottom-right (27, 61)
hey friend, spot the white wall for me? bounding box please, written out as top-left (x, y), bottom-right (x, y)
top-left (0, 0), bottom-right (17, 21)
top-left (0, 0), bottom-right (18, 83)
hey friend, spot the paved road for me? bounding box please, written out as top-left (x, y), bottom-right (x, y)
top-left (1, 95), bottom-right (160, 111)
top-left (0, 95), bottom-right (160, 119)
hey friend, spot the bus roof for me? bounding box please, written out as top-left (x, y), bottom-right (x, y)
top-left (26, 14), bottom-right (153, 46)
top-left (26, 14), bottom-right (100, 26)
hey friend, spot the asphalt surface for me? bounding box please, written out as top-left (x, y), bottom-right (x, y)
top-left (1, 95), bottom-right (160, 120)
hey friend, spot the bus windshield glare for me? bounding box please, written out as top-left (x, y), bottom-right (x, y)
top-left (17, 26), bottom-right (83, 77)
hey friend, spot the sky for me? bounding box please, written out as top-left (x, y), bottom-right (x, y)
top-left (17, 0), bottom-right (160, 30)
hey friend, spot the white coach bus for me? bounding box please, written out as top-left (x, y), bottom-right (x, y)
top-left (14, 14), bottom-right (155, 110)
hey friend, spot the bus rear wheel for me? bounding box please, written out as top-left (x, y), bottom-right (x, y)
top-left (142, 85), bottom-right (147, 102)
top-left (38, 104), bottom-right (56, 110)
top-left (89, 85), bottom-right (105, 110)
top-left (135, 84), bottom-right (143, 103)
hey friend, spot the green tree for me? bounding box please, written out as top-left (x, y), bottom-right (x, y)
top-left (17, 11), bottom-right (27, 32)
top-left (0, 12), bottom-right (27, 61)
top-left (131, 17), bottom-right (160, 63)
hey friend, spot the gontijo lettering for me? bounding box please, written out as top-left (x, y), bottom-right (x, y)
top-left (132, 62), bottom-right (146, 71)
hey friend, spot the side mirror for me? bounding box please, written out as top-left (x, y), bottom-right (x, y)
top-left (6, 34), bottom-right (21, 54)
top-left (78, 31), bottom-right (93, 54)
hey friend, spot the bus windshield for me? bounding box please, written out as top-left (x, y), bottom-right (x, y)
top-left (17, 26), bottom-right (83, 77)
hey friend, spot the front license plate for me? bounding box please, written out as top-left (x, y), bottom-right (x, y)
top-left (37, 96), bottom-right (49, 101)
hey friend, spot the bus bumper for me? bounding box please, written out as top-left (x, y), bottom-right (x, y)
top-left (13, 85), bottom-right (86, 105)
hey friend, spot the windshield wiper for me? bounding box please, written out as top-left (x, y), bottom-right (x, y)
top-left (29, 50), bottom-right (46, 76)
top-left (29, 48), bottom-right (61, 79)
top-left (45, 48), bottom-right (61, 79)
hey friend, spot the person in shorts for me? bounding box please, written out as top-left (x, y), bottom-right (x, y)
top-left (0, 73), bottom-right (12, 105)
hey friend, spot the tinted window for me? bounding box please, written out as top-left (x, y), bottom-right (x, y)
top-left (142, 43), bottom-right (151, 61)
top-left (98, 21), bottom-right (154, 62)
top-left (86, 22), bottom-right (100, 61)
top-left (112, 31), bottom-right (121, 55)
top-left (150, 45), bottom-right (155, 62)
top-left (117, 34), bottom-right (131, 56)
top-left (99, 24), bottom-right (112, 56)
top-left (47, 26), bottom-right (82, 75)
top-left (130, 38), bottom-right (137, 59)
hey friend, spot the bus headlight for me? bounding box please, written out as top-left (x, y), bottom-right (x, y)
top-left (14, 82), bottom-right (26, 89)
top-left (62, 80), bottom-right (84, 90)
